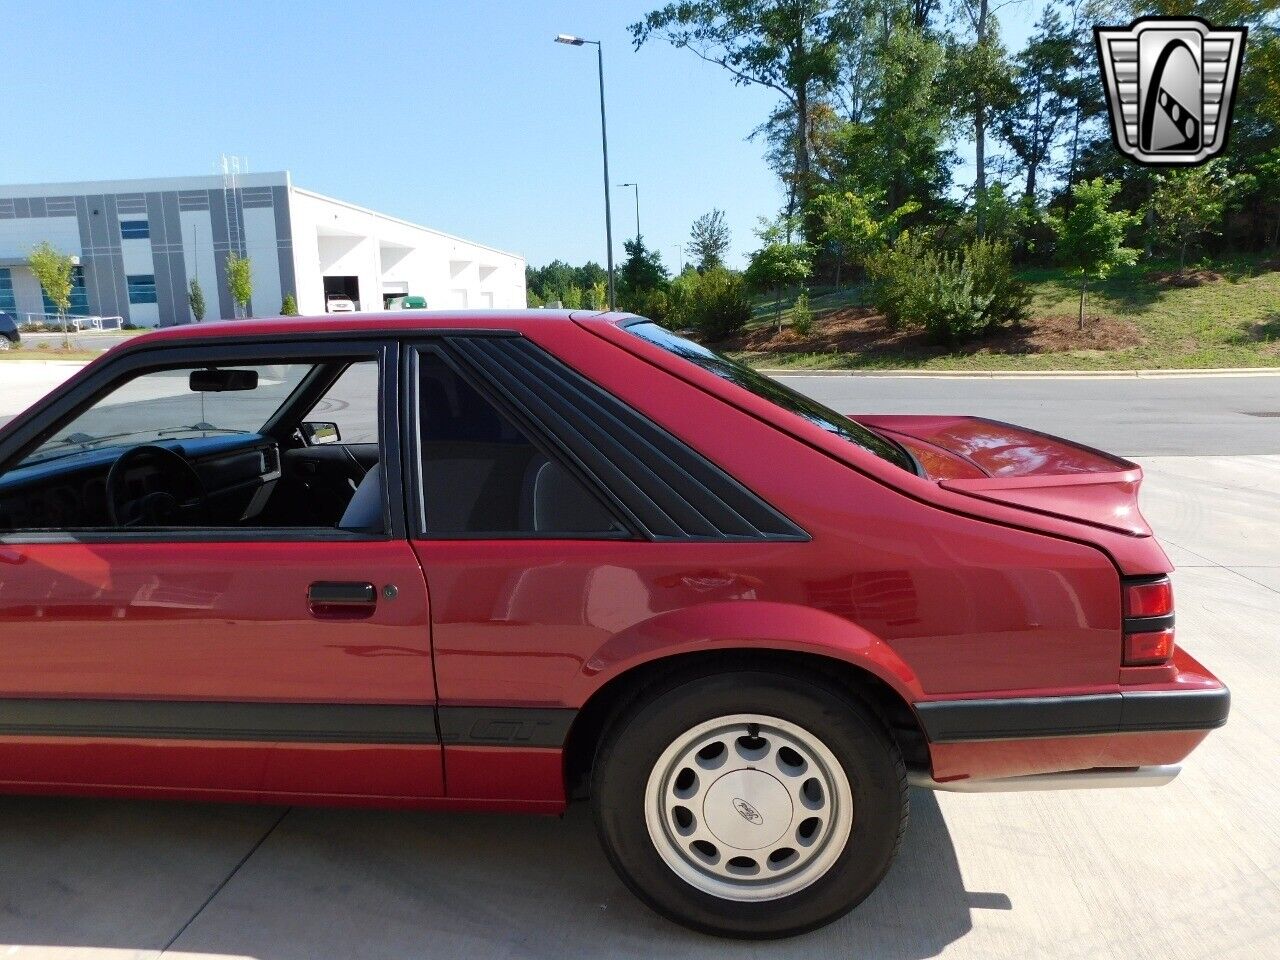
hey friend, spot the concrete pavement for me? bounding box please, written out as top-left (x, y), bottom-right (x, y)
top-left (0, 457), bottom-right (1274, 958)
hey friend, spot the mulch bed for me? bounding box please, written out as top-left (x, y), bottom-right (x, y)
top-left (1145, 268), bottom-right (1225, 287)
top-left (719, 307), bottom-right (1144, 361)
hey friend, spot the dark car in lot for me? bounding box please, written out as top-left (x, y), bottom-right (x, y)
top-left (0, 310), bottom-right (1228, 938)
top-left (0, 311), bottom-right (19, 349)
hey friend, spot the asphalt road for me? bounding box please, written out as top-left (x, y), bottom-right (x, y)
top-left (0, 455), bottom-right (1274, 959)
top-left (779, 373), bottom-right (1280, 456)
top-left (3, 364), bottom-right (1279, 457)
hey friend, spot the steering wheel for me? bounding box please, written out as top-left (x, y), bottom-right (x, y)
top-left (106, 445), bottom-right (208, 528)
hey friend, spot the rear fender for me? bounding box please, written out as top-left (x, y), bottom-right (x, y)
top-left (570, 600), bottom-right (924, 705)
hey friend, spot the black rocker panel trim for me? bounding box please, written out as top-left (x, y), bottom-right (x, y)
top-left (0, 699), bottom-right (438, 744)
top-left (0, 700), bottom-right (580, 748)
top-left (444, 335), bottom-right (808, 542)
top-left (916, 686), bottom-right (1230, 743)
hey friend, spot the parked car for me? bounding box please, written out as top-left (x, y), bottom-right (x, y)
top-left (0, 311), bottom-right (1228, 939)
top-left (0, 311), bottom-right (19, 349)
top-left (326, 296), bottom-right (356, 313)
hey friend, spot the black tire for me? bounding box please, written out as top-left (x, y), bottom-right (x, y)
top-left (590, 667), bottom-right (907, 939)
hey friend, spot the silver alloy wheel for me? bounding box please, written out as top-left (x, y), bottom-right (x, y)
top-left (644, 713), bottom-right (854, 902)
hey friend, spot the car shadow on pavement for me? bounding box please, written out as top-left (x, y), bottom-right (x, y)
top-left (0, 788), bottom-right (980, 959)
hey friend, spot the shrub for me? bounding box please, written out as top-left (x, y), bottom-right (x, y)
top-left (669, 267), bottom-right (752, 340)
top-left (280, 294), bottom-right (299, 316)
top-left (867, 233), bottom-right (1029, 343)
top-left (865, 231), bottom-right (933, 328)
top-left (790, 289), bottom-right (814, 336)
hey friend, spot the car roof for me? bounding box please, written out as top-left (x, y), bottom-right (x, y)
top-left (124, 309), bottom-right (634, 347)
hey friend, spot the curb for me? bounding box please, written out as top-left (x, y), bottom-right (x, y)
top-left (760, 366), bottom-right (1280, 380)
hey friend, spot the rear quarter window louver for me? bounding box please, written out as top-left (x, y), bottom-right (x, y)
top-left (445, 336), bottom-right (808, 543)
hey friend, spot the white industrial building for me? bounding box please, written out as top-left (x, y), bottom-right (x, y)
top-left (0, 171), bottom-right (526, 327)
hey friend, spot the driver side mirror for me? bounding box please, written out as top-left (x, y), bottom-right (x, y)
top-left (301, 421), bottom-right (341, 445)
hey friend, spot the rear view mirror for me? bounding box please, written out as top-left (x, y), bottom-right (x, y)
top-left (301, 421), bottom-right (341, 445)
top-left (190, 368), bottom-right (259, 393)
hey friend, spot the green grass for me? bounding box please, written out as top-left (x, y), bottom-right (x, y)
top-left (737, 256), bottom-right (1280, 371)
top-left (0, 346), bottom-right (103, 361)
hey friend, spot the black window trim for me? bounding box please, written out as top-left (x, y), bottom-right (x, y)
top-left (407, 334), bottom-right (807, 544)
top-left (0, 337), bottom-right (405, 545)
top-left (403, 339), bottom-right (639, 541)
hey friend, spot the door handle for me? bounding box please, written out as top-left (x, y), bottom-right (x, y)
top-left (308, 581), bottom-right (377, 619)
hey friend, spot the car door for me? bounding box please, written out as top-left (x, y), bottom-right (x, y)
top-left (0, 338), bottom-right (442, 803)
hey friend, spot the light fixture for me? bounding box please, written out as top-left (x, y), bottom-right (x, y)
top-left (555, 34), bottom-right (585, 45)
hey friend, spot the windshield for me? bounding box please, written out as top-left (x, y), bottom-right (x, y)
top-left (22, 363), bottom-right (313, 466)
top-left (626, 322), bottom-right (915, 473)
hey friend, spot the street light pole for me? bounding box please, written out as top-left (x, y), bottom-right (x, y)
top-left (619, 182), bottom-right (639, 243)
top-left (556, 34), bottom-right (616, 310)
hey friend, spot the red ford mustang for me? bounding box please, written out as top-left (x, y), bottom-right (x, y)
top-left (0, 311), bottom-right (1228, 938)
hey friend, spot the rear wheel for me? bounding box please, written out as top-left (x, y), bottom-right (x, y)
top-left (591, 669), bottom-right (907, 939)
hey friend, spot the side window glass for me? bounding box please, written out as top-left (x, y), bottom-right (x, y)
top-left (417, 351), bottom-right (625, 536)
top-left (302, 361), bottom-right (380, 444)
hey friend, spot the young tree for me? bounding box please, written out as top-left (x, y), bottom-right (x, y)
top-left (1051, 178), bottom-right (1139, 329)
top-left (631, 1), bottom-right (851, 242)
top-left (744, 241), bottom-right (813, 330)
top-left (225, 253), bottom-right (253, 318)
top-left (188, 278), bottom-right (206, 322)
top-left (28, 241), bottom-right (75, 348)
top-left (811, 189), bottom-right (919, 285)
top-left (1149, 164), bottom-right (1238, 271)
top-left (280, 293), bottom-right (299, 316)
top-left (689, 209), bottom-right (731, 271)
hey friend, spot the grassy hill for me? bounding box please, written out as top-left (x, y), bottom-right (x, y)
top-left (733, 255), bottom-right (1280, 371)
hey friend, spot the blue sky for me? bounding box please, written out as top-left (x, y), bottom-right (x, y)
top-left (5, 1), bottom-right (1043, 271)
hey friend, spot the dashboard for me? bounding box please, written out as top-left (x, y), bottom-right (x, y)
top-left (0, 435), bottom-right (282, 532)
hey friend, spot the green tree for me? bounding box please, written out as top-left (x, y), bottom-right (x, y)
top-left (28, 241), bottom-right (75, 348)
top-left (280, 293), bottom-right (299, 316)
top-left (618, 236), bottom-right (670, 313)
top-left (689, 209), bottom-right (731, 271)
top-left (1051, 178), bottom-right (1139, 329)
top-left (1148, 164), bottom-right (1239, 271)
top-left (225, 253), bottom-right (253, 318)
top-left (744, 240), bottom-right (813, 330)
top-left (632, 1), bottom-right (851, 242)
top-left (811, 188), bottom-right (919, 284)
top-left (578, 278), bottom-right (607, 311)
top-left (562, 283), bottom-right (584, 309)
top-left (947, 0), bottom-right (1021, 236)
top-left (188, 277), bottom-right (206, 322)
top-left (997, 2), bottom-right (1076, 199)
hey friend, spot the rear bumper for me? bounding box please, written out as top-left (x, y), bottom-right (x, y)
top-left (912, 665), bottom-right (1229, 786)
top-left (915, 686), bottom-right (1230, 743)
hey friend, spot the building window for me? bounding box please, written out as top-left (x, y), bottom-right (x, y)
top-left (41, 266), bottom-right (90, 317)
top-left (127, 274), bottom-right (157, 304)
top-left (120, 220), bottom-right (150, 240)
top-left (0, 268), bottom-right (15, 314)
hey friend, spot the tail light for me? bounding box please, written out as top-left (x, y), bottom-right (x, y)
top-left (1122, 576), bottom-right (1175, 666)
